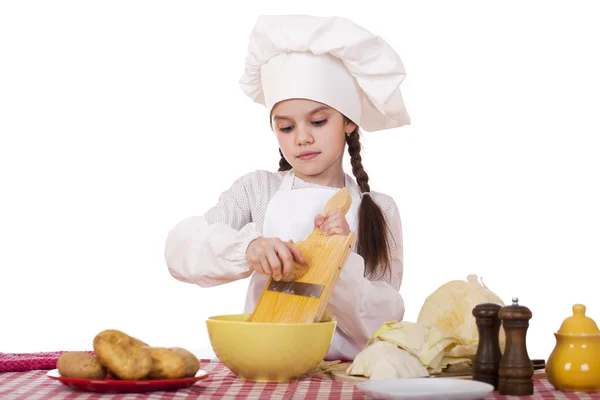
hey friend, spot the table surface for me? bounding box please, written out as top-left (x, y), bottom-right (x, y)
top-left (2, 358), bottom-right (600, 399)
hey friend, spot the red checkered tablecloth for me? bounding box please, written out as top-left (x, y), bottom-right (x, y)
top-left (1, 354), bottom-right (600, 399)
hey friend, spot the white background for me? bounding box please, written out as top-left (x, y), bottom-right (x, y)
top-left (1, 0), bottom-right (599, 363)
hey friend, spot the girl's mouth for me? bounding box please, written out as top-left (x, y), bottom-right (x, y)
top-left (298, 152), bottom-right (320, 161)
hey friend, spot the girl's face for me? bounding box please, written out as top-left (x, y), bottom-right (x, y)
top-left (271, 99), bottom-right (356, 183)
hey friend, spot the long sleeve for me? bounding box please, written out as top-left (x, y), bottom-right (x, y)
top-left (164, 170), bottom-right (280, 287)
top-left (326, 194), bottom-right (405, 350)
top-left (165, 216), bottom-right (260, 287)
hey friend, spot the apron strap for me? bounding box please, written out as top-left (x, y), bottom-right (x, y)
top-left (344, 173), bottom-right (362, 201)
top-left (281, 169), bottom-right (295, 190)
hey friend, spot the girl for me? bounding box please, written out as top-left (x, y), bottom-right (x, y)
top-left (165, 14), bottom-right (411, 361)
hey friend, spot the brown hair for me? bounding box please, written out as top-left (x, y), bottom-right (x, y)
top-left (277, 126), bottom-right (391, 276)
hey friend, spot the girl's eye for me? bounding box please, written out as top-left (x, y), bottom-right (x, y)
top-left (279, 126), bottom-right (293, 133)
top-left (312, 119), bottom-right (327, 126)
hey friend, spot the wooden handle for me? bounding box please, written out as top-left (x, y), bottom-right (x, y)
top-left (248, 187), bottom-right (357, 324)
top-left (323, 187), bottom-right (352, 216)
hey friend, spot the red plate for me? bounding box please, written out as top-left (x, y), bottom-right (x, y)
top-left (46, 369), bottom-right (209, 393)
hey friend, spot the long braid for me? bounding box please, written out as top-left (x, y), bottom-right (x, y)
top-left (346, 129), bottom-right (370, 194)
top-left (278, 148), bottom-right (292, 171)
top-left (346, 128), bottom-right (391, 275)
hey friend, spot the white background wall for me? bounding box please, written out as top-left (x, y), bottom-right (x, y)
top-left (1, 0), bottom-right (598, 363)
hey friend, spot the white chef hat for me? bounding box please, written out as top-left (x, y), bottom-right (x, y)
top-left (239, 15), bottom-right (411, 132)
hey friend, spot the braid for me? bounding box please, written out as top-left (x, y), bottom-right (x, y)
top-left (346, 130), bottom-right (370, 193)
top-left (346, 129), bottom-right (391, 275)
top-left (278, 148), bottom-right (292, 171)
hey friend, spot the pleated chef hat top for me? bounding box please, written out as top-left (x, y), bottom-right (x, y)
top-left (239, 15), bottom-right (411, 132)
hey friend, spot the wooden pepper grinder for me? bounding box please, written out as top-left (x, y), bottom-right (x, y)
top-left (472, 302), bottom-right (502, 390)
top-left (498, 297), bottom-right (534, 395)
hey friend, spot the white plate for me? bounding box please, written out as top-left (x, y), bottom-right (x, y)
top-left (356, 378), bottom-right (494, 400)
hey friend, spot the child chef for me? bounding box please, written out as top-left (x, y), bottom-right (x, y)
top-left (165, 14), bottom-right (410, 361)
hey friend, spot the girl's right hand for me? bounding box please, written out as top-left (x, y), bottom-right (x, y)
top-left (246, 237), bottom-right (305, 281)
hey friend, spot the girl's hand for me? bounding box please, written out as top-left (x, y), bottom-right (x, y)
top-left (246, 237), bottom-right (305, 281)
top-left (314, 208), bottom-right (350, 236)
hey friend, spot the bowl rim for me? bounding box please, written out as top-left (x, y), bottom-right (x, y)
top-left (206, 313), bottom-right (337, 327)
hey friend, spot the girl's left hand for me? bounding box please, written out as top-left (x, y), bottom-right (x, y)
top-left (314, 208), bottom-right (350, 236)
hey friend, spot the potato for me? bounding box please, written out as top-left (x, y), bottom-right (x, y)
top-left (279, 240), bottom-right (310, 282)
top-left (145, 347), bottom-right (187, 380)
top-left (170, 347), bottom-right (200, 377)
top-left (279, 261), bottom-right (310, 282)
top-left (57, 351), bottom-right (107, 380)
top-left (93, 329), bottom-right (152, 380)
top-left (106, 334), bottom-right (149, 380)
top-left (130, 337), bottom-right (149, 347)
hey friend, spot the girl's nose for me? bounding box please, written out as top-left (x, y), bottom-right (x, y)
top-left (296, 125), bottom-right (314, 145)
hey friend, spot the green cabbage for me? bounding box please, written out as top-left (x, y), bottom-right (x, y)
top-left (346, 341), bottom-right (429, 380)
top-left (416, 274), bottom-right (506, 352)
top-left (348, 275), bottom-right (506, 379)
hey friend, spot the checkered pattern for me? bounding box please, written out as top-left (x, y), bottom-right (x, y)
top-left (0, 359), bottom-right (363, 399)
top-left (1, 355), bottom-right (599, 399)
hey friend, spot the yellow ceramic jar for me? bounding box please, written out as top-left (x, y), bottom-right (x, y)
top-left (546, 304), bottom-right (600, 392)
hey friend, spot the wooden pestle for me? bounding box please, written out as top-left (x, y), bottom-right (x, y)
top-left (498, 297), bottom-right (534, 396)
top-left (472, 302), bottom-right (503, 390)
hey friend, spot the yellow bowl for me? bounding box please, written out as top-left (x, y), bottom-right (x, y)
top-left (206, 313), bottom-right (336, 382)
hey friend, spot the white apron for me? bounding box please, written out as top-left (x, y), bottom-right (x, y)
top-left (243, 169), bottom-right (364, 360)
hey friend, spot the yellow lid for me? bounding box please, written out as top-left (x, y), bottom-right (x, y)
top-left (557, 304), bottom-right (600, 335)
